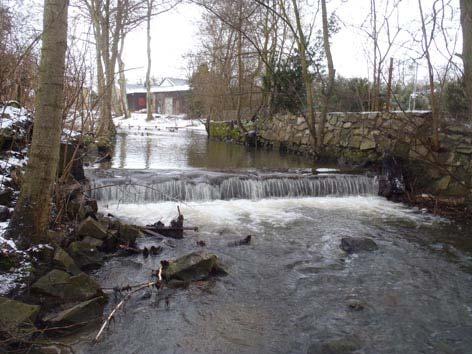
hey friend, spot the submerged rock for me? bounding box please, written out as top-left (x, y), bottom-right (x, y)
top-left (0, 296), bottom-right (39, 333)
top-left (346, 299), bottom-right (367, 311)
top-left (42, 296), bottom-right (106, 328)
top-left (77, 216), bottom-right (108, 240)
top-left (31, 270), bottom-right (103, 306)
top-left (307, 336), bottom-right (362, 354)
top-left (340, 237), bottom-right (378, 254)
top-left (163, 252), bottom-right (228, 282)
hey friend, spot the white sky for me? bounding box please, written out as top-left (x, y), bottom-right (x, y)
top-left (122, 0), bottom-right (462, 84)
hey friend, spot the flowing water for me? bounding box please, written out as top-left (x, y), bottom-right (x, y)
top-left (81, 116), bottom-right (472, 354)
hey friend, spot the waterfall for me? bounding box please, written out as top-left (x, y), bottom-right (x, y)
top-left (89, 172), bottom-right (379, 204)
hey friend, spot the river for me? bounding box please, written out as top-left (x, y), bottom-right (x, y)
top-left (81, 115), bottom-right (472, 354)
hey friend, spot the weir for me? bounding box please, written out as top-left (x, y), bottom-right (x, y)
top-left (89, 170), bottom-right (379, 203)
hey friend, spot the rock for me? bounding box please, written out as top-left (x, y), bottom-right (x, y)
top-left (118, 224), bottom-right (142, 245)
top-left (0, 205), bottom-right (10, 221)
top-left (0, 188), bottom-right (13, 206)
top-left (53, 248), bottom-right (81, 275)
top-left (82, 236), bottom-right (104, 249)
top-left (379, 155), bottom-right (406, 199)
top-left (77, 216), bottom-right (108, 240)
top-left (341, 237), bottom-right (378, 254)
top-left (346, 299), bottom-right (367, 311)
top-left (0, 296), bottom-right (40, 332)
top-left (360, 138), bottom-right (376, 150)
top-left (30, 244), bottom-right (55, 278)
top-left (68, 240), bottom-right (104, 270)
top-left (47, 230), bottom-right (65, 246)
top-left (42, 296), bottom-right (106, 327)
top-left (434, 175), bottom-right (451, 192)
top-left (307, 336), bottom-right (362, 354)
top-left (31, 270), bottom-right (103, 305)
top-left (163, 252), bottom-right (227, 282)
top-left (29, 345), bottom-right (72, 354)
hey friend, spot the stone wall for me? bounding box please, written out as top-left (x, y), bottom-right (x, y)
top-left (210, 112), bottom-right (472, 200)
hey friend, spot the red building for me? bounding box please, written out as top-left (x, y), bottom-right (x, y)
top-left (126, 78), bottom-right (190, 115)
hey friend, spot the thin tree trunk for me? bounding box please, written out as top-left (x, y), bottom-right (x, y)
top-left (291, 0), bottom-right (316, 149)
top-left (9, 0), bottom-right (69, 248)
top-left (461, 0), bottom-right (472, 117)
top-left (236, 0), bottom-right (246, 132)
top-left (146, 0), bottom-right (153, 121)
top-left (118, 34), bottom-right (130, 118)
top-left (318, 0), bottom-right (335, 148)
top-left (418, 0), bottom-right (440, 150)
top-left (386, 57), bottom-right (394, 111)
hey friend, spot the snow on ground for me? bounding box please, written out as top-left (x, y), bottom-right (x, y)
top-left (0, 103), bottom-right (31, 129)
top-left (113, 113), bottom-right (205, 132)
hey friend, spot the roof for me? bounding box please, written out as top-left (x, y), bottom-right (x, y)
top-left (126, 78), bottom-right (190, 94)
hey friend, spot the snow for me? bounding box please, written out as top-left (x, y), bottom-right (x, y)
top-left (113, 113), bottom-right (205, 132)
top-left (0, 222), bottom-right (29, 296)
top-left (0, 104), bottom-right (30, 129)
top-left (0, 222), bottom-right (16, 250)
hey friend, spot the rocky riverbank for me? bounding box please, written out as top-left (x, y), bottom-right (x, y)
top-left (0, 107), bottom-right (229, 352)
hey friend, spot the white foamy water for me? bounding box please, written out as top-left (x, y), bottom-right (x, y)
top-left (100, 196), bottom-right (436, 232)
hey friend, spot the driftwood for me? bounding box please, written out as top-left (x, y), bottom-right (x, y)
top-left (119, 244), bottom-right (162, 257)
top-left (145, 207), bottom-right (198, 239)
top-left (94, 267), bottom-right (162, 342)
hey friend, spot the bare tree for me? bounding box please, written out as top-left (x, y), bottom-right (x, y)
top-left (9, 0), bottom-right (69, 248)
top-left (146, 0), bottom-right (153, 120)
top-left (418, 0), bottom-right (440, 150)
top-left (461, 0), bottom-right (472, 116)
top-left (318, 0), bottom-right (335, 148)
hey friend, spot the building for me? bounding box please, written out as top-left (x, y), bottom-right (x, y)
top-left (126, 78), bottom-right (190, 115)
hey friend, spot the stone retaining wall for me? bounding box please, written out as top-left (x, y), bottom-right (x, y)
top-left (210, 112), bottom-right (472, 200)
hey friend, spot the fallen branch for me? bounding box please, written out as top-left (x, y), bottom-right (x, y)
top-left (94, 267), bottom-right (162, 343)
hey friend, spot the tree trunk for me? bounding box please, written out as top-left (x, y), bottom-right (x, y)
top-left (118, 35), bottom-right (131, 118)
top-left (291, 0), bottom-right (316, 149)
top-left (386, 57), bottom-right (394, 111)
top-left (418, 0), bottom-right (440, 150)
top-left (146, 0), bottom-right (153, 121)
top-left (9, 0), bottom-right (69, 248)
top-left (461, 0), bottom-right (472, 117)
top-left (235, 0), bottom-right (246, 133)
top-left (318, 0), bottom-right (335, 149)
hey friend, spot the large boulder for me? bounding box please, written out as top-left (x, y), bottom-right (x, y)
top-left (163, 252), bottom-right (227, 282)
top-left (53, 248), bottom-right (81, 275)
top-left (31, 270), bottom-right (103, 306)
top-left (0, 296), bottom-right (39, 333)
top-left (77, 216), bottom-right (108, 240)
top-left (68, 240), bottom-right (104, 270)
top-left (42, 296), bottom-right (106, 328)
top-left (340, 237), bottom-right (378, 254)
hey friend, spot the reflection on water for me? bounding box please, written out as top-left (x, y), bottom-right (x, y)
top-left (113, 128), bottom-right (316, 170)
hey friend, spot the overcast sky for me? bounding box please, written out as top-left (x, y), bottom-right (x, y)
top-left (102, 0), bottom-right (463, 84)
